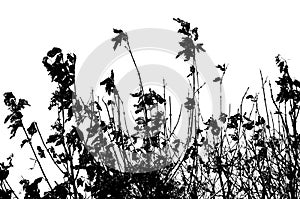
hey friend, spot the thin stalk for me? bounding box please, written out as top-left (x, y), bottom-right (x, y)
top-left (35, 122), bottom-right (64, 174)
top-left (21, 124), bottom-right (52, 190)
top-left (126, 38), bottom-right (148, 123)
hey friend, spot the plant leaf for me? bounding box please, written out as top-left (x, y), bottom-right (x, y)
top-left (213, 77), bottom-right (221, 82)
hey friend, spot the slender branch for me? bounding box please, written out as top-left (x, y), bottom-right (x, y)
top-left (35, 122), bottom-right (65, 174)
top-left (126, 38), bottom-right (148, 123)
top-left (21, 124), bottom-right (53, 190)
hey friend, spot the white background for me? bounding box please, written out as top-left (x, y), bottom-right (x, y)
top-left (0, 0), bottom-right (300, 195)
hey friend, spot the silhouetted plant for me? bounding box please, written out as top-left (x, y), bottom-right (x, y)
top-left (1, 18), bottom-right (300, 199)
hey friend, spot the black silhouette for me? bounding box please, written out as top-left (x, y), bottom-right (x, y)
top-left (1, 18), bottom-right (300, 199)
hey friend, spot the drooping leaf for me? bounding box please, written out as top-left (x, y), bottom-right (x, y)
top-left (18, 99), bottom-right (30, 109)
top-left (111, 29), bottom-right (128, 51)
top-left (21, 138), bottom-right (30, 148)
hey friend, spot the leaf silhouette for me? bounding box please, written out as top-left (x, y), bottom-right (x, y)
top-left (130, 90), bottom-right (142, 97)
top-left (184, 97), bottom-right (195, 110)
top-left (173, 18), bottom-right (191, 37)
top-left (47, 47), bottom-right (61, 57)
top-left (113, 28), bottom-right (123, 34)
top-left (111, 28), bottom-right (128, 51)
top-left (94, 101), bottom-right (102, 111)
top-left (3, 92), bottom-right (16, 107)
top-left (20, 139), bottom-right (30, 148)
top-left (215, 64), bottom-right (226, 71)
top-left (246, 95), bottom-right (253, 99)
top-left (191, 27), bottom-right (199, 41)
top-left (213, 77), bottom-right (221, 82)
top-left (100, 70), bottom-right (115, 95)
top-left (176, 37), bottom-right (195, 61)
top-left (37, 146), bottom-right (45, 158)
top-left (4, 114), bottom-right (12, 124)
top-left (196, 43), bottom-right (205, 52)
top-left (27, 122), bottom-right (37, 136)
